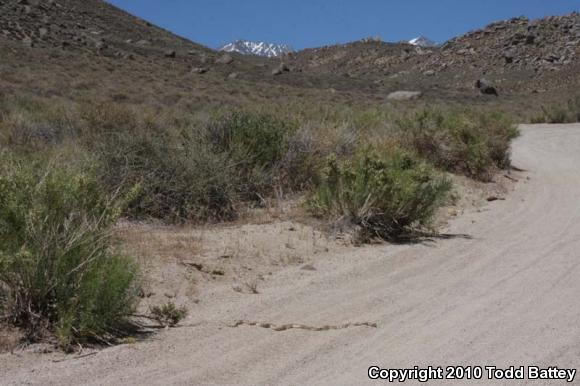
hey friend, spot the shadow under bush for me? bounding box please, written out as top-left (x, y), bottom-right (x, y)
top-left (0, 153), bottom-right (139, 349)
top-left (308, 145), bottom-right (452, 240)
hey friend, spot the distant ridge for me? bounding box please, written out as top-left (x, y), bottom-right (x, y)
top-left (219, 40), bottom-right (293, 57)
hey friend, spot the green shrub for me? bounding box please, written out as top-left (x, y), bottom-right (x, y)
top-left (396, 108), bottom-right (519, 181)
top-left (0, 153), bottom-right (139, 348)
top-left (207, 110), bottom-right (297, 167)
top-left (308, 146), bottom-right (452, 240)
top-left (206, 110), bottom-right (298, 199)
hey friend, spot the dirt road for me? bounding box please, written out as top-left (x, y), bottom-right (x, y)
top-left (2, 123), bottom-right (580, 385)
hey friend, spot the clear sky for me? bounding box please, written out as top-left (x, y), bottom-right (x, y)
top-left (107, 0), bottom-right (579, 50)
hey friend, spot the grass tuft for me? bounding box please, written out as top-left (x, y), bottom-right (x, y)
top-left (150, 302), bottom-right (187, 327)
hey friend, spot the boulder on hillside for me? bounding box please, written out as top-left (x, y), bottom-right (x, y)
top-left (526, 33), bottom-right (536, 45)
top-left (272, 63), bottom-right (290, 76)
top-left (387, 91), bottom-right (422, 101)
top-left (22, 36), bottom-right (33, 47)
top-left (191, 67), bottom-right (208, 74)
top-left (504, 49), bottom-right (516, 64)
top-left (476, 79), bottom-right (499, 96)
top-left (164, 50), bottom-right (176, 58)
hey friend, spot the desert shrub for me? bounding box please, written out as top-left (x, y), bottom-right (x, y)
top-left (275, 118), bottom-right (364, 192)
top-left (567, 96), bottom-right (580, 122)
top-left (205, 110), bottom-right (299, 198)
top-left (535, 96), bottom-right (580, 123)
top-left (0, 153), bottom-right (139, 348)
top-left (93, 128), bottom-right (237, 221)
top-left (544, 107), bottom-right (569, 123)
top-left (83, 106), bottom-right (306, 221)
top-left (207, 110), bottom-right (297, 167)
top-left (0, 95), bottom-right (77, 148)
top-left (276, 126), bottom-right (325, 191)
top-left (529, 113), bottom-right (547, 124)
top-left (396, 108), bottom-right (518, 181)
top-left (308, 146), bottom-right (452, 240)
top-left (80, 103), bottom-right (238, 221)
top-left (150, 302), bottom-right (187, 327)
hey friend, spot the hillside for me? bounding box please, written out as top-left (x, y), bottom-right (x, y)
top-left (1, 1), bottom-right (579, 117)
top-left (0, 0), bottom-right (318, 108)
top-left (0, 0), bottom-right (208, 55)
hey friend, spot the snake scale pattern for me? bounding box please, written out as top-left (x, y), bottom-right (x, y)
top-left (229, 320), bottom-right (378, 331)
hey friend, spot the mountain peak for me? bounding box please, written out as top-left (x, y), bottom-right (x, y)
top-left (409, 35), bottom-right (439, 47)
top-left (219, 40), bottom-right (293, 58)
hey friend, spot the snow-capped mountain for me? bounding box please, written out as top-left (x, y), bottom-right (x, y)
top-left (408, 36), bottom-right (439, 48)
top-left (219, 40), bottom-right (293, 58)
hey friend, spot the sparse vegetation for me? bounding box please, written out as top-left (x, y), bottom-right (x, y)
top-left (531, 96), bottom-right (580, 124)
top-left (308, 146), bottom-right (452, 240)
top-left (0, 96), bottom-right (519, 226)
top-left (0, 153), bottom-right (139, 349)
top-left (0, 92), bottom-right (521, 347)
top-left (396, 108), bottom-right (519, 181)
top-left (85, 107), bottom-right (300, 221)
top-left (87, 115), bottom-right (238, 221)
top-left (150, 302), bottom-right (187, 327)
top-left (204, 110), bottom-right (298, 200)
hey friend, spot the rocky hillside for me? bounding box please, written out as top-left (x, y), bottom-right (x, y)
top-left (0, 0), bottom-right (302, 108)
top-left (439, 14), bottom-right (579, 72)
top-left (416, 13), bottom-right (580, 95)
top-left (280, 13), bottom-right (580, 100)
top-left (0, 1), bottom-right (579, 117)
top-left (0, 0), bottom-right (209, 57)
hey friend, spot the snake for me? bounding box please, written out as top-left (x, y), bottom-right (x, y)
top-left (228, 320), bottom-right (378, 331)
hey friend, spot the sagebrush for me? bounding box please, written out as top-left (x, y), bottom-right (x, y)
top-left (531, 95), bottom-right (580, 124)
top-left (0, 153), bottom-right (139, 348)
top-left (0, 96), bottom-right (518, 226)
top-left (308, 145), bottom-right (452, 240)
top-left (396, 108), bottom-right (519, 181)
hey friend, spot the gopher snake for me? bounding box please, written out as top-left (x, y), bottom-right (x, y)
top-left (228, 320), bottom-right (377, 332)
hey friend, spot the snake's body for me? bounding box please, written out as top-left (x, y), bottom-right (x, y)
top-left (229, 320), bottom-right (377, 332)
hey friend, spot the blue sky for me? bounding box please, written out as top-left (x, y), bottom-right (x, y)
top-left (108, 0), bottom-right (579, 50)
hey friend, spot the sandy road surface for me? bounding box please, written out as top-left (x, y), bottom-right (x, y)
top-left (2, 124), bottom-right (580, 385)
